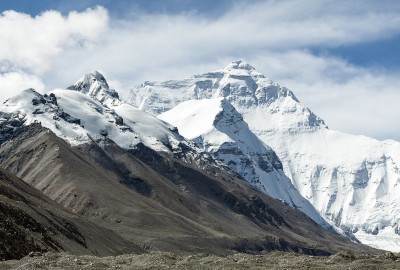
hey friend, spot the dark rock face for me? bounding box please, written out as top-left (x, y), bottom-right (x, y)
top-left (32, 93), bottom-right (58, 107)
top-left (32, 108), bottom-right (44, 115)
top-left (261, 151), bottom-right (283, 171)
top-left (0, 202), bottom-right (44, 261)
top-left (0, 113), bottom-right (26, 145)
top-left (257, 155), bottom-right (274, 172)
top-left (31, 97), bottom-right (46, 106)
top-left (48, 93), bottom-right (58, 105)
top-left (120, 176), bottom-right (152, 197)
top-left (55, 110), bottom-right (81, 125)
top-left (115, 116), bottom-right (124, 126)
top-left (100, 129), bottom-right (109, 137)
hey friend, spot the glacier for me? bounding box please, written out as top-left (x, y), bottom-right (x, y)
top-left (130, 60), bottom-right (400, 251)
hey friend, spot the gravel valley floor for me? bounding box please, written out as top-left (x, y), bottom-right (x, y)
top-left (1, 251), bottom-right (400, 270)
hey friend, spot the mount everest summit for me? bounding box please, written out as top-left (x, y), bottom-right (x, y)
top-left (130, 60), bottom-right (400, 252)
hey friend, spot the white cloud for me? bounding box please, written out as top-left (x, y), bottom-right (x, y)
top-left (0, 72), bottom-right (45, 102)
top-left (225, 0), bottom-right (400, 48)
top-left (0, 0), bottom-right (399, 140)
top-left (0, 6), bottom-right (108, 74)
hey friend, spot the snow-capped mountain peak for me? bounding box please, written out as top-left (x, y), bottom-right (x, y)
top-left (67, 71), bottom-right (120, 107)
top-left (223, 60), bottom-right (256, 71)
top-left (130, 61), bottom-right (326, 132)
top-left (215, 62), bottom-right (297, 104)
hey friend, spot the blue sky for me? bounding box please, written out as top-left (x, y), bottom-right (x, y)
top-left (0, 0), bottom-right (399, 140)
top-left (2, 0), bottom-right (399, 70)
top-left (0, 0), bottom-right (240, 17)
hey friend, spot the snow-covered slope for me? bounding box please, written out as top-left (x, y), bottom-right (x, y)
top-left (159, 97), bottom-right (328, 226)
top-left (0, 72), bottom-right (186, 153)
top-left (270, 128), bottom-right (400, 252)
top-left (131, 60), bottom-right (400, 251)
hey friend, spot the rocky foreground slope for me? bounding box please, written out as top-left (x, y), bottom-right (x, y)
top-left (0, 166), bottom-right (141, 261)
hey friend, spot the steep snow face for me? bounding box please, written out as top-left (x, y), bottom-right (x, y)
top-left (271, 128), bottom-right (400, 235)
top-left (131, 60), bottom-right (400, 251)
top-left (0, 80), bottom-right (184, 153)
top-left (159, 98), bottom-right (329, 226)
